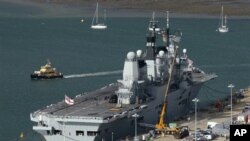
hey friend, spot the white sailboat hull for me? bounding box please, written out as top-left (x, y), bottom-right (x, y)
top-left (218, 26), bottom-right (229, 33)
top-left (217, 6), bottom-right (229, 33)
top-left (91, 3), bottom-right (107, 30)
top-left (91, 24), bottom-right (107, 29)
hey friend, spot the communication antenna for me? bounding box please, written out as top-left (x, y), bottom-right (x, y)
top-left (166, 11), bottom-right (169, 29)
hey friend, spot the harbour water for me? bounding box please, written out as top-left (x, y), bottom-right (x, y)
top-left (0, 17), bottom-right (250, 141)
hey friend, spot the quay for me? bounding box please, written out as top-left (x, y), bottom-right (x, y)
top-left (153, 86), bottom-right (250, 141)
top-left (120, 86), bottom-right (250, 141)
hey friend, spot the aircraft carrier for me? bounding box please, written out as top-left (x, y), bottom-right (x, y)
top-left (30, 13), bottom-right (217, 141)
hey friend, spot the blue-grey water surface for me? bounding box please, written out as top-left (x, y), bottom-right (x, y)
top-left (0, 17), bottom-right (250, 141)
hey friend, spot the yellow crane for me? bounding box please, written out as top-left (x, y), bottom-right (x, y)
top-left (155, 44), bottom-right (188, 138)
top-left (155, 43), bottom-right (178, 129)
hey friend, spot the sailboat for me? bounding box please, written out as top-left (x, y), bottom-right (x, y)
top-left (91, 2), bottom-right (107, 29)
top-left (218, 6), bottom-right (229, 33)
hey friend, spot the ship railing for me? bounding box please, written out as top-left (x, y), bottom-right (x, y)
top-left (31, 111), bottom-right (42, 117)
top-left (31, 112), bottom-right (107, 122)
top-left (100, 83), bottom-right (117, 89)
top-left (125, 58), bottom-right (137, 62)
top-left (32, 106), bottom-right (148, 123)
top-left (47, 115), bottom-right (105, 121)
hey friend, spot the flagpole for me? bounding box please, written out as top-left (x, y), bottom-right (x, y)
top-left (63, 94), bottom-right (75, 141)
top-left (64, 95), bottom-right (66, 141)
top-left (64, 118), bottom-right (65, 141)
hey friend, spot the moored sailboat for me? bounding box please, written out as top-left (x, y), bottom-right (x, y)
top-left (218, 6), bottom-right (229, 33)
top-left (91, 2), bottom-right (107, 30)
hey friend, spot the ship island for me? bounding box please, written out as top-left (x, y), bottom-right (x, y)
top-left (30, 13), bottom-right (217, 141)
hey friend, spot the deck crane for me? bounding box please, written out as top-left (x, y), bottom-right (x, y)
top-left (155, 43), bottom-right (189, 138)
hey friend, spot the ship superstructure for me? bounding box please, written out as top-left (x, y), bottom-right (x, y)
top-left (30, 13), bottom-right (217, 141)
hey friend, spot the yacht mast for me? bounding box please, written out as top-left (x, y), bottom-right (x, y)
top-left (96, 2), bottom-right (99, 24)
top-left (225, 15), bottom-right (227, 26)
top-left (221, 6), bottom-right (224, 26)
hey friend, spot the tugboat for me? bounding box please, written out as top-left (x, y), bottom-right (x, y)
top-left (30, 60), bottom-right (63, 79)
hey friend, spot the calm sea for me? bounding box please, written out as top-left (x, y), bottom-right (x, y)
top-left (0, 17), bottom-right (250, 141)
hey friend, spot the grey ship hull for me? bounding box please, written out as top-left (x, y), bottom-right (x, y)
top-left (31, 82), bottom-right (204, 141)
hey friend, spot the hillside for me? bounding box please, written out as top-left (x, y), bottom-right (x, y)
top-left (1, 0), bottom-right (250, 17)
top-left (30, 0), bottom-right (250, 16)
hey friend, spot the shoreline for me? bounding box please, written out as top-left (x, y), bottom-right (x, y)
top-left (1, 0), bottom-right (250, 19)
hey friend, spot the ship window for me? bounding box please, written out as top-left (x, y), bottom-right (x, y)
top-left (76, 131), bottom-right (84, 136)
top-left (87, 131), bottom-right (100, 136)
top-left (53, 130), bottom-right (62, 135)
top-left (135, 106), bottom-right (140, 109)
top-left (131, 120), bottom-right (134, 125)
top-left (105, 128), bottom-right (109, 133)
top-left (109, 95), bottom-right (118, 103)
top-left (158, 104), bottom-right (162, 107)
top-left (138, 115), bottom-right (144, 121)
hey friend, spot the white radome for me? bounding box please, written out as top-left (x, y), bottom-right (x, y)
top-left (159, 50), bottom-right (165, 57)
top-left (127, 52), bottom-right (136, 60)
top-left (169, 43), bottom-right (174, 48)
top-left (183, 48), bottom-right (187, 54)
top-left (136, 50), bottom-right (142, 57)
